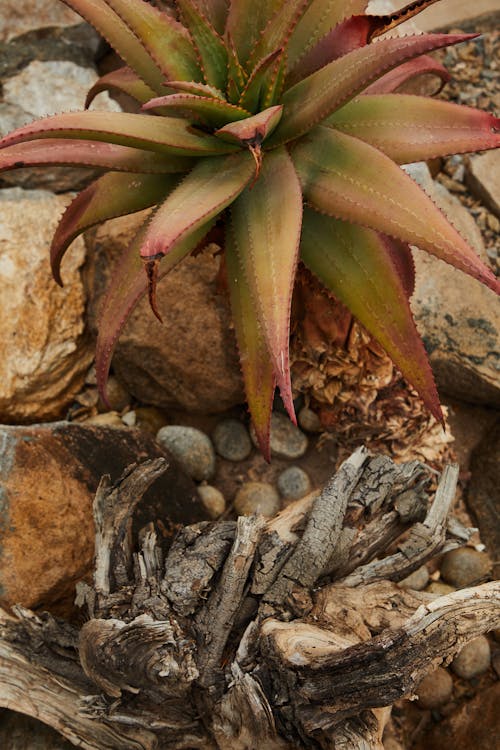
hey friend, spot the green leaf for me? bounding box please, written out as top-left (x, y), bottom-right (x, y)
top-left (51, 172), bottom-right (177, 285)
top-left (176, 0), bottom-right (228, 90)
top-left (0, 111), bottom-right (238, 156)
top-left (164, 80), bottom-right (226, 99)
top-left (142, 93), bottom-right (250, 128)
top-left (238, 48), bottom-right (283, 113)
top-left (0, 139), bottom-right (193, 174)
top-left (247, 0), bottom-right (309, 69)
top-left (96, 219), bottom-right (212, 406)
top-left (106, 0), bottom-right (202, 83)
top-left (85, 67), bottom-right (156, 108)
top-left (224, 232), bottom-right (275, 461)
top-left (327, 94), bottom-right (500, 163)
top-left (140, 151), bottom-right (255, 259)
top-left (192, 0), bottom-right (229, 35)
top-left (293, 126), bottom-right (500, 295)
top-left (60, 0), bottom-right (166, 91)
top-left (287, 0), bottom-right (368, 67)
top-left (230, 147), bottom-right (303, 421)
top-left (226, 0), bottom-right (285, 68)
top-left (300, 208), bottom-right (442, 421)
top-left (269, 32), bottom-right (476, 146)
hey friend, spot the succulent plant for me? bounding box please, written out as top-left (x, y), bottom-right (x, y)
top-left (1, 0), bottom-right (499, 457)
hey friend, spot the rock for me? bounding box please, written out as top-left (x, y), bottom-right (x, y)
top-left (0, 188), bottom-right (93, 423)
top-left (451, 636), bottom-right (491, 679)
top-left (440, 547), bottom-right (492, 588)
top-left (399, 565), bottom-right (430, 591)
top-left (87, 215), bottom-right (244, 413)
top-left (414, 682), bottom-right (500, 750)
top-left (277, 466), bottom-right (312, 501)
top-left (234, 482), bottom-right (281, 518)
top-left (0, 0), bottom-right (80, 43)
top-left (212, 419), bottom-right (252, 462)
top-left (1, 60), bottom-right (121, 192)
top-left (298, 406), bottom-right (322, 433)
top-left (197, 485), bottom-right (226, 519)
top-left (251, 412), bottom-right (308, 459)
top-left (467, 150), bottom-right (500, 219)
top-left (415, 666), bottom-right (453, 709)
top-left (133, 407), bottom-right (168, 435)
top-left (406, 163), bottom-right (500, 406)
top-left (467, 419), bottom-right (500, 562)
top-left (369, 0), bottom-right (500, 33)
top-left (83, 411), bottom-right (124, 428)
top-left (97, 376), bottom-right (130, 413)
top-left (0, 422), bottom-right (208, 611)
top-left (156, 426), bottom-right (216, 482)
top-left (426, 582), bottom-right (456, 597)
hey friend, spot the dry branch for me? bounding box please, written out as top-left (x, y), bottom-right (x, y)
top-left (0, 452), bottom-right (498, 750)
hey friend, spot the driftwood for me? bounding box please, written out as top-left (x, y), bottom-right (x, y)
top-left (0, 448), bottom-right (498, 749)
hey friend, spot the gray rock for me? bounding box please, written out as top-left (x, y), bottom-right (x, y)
top-left (466, 150), bottom-right (500, 219)
top-left (466, 420), bottom-right (500, 564)
top-left (213, 419), bottom-right (252, 461)
top-left (451, 636), bottom-right (491, 679)
top-left (0, 188), bottom-right (93, 423)
top-left (0, 0), bottom-right (81, 43)
top-left (405, 163), bottom-right (500, 406)
top-left (197, 485), bottom-right (226, 519)
top-left (251, 412), bottom-right (308, 459)
top-left (298, 406), bottom-right (322, 433)
top-left (234, 482), bottom-right (281, 517)
top-left (440, 547), bottom-right (491, 588)
top-left (399, 565), bottom-right (430, 591)
top-left (416, 666), bottom-right (453, 709)
top-left (277, 466), bottom-right (312, 501)
top-left (157, 426), bottom-right (216, 482)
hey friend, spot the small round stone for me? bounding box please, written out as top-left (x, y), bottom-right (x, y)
top-left (251, 412), bottom-right (308, 459)
top-left (298, 406), bottom-right (322, 433)
top-left (399, 565), bottom-right (430, 591)
top-left (440, 547), bottom-right (491, 588)
top-left (451, 636), bottom-right (491, 679)
top-left (134, 407), bottom-right (168, 435)
top-left (426, 581), bottom-right (456, 596)
top-left (84, 411), bottom-right (124, 428)
top-left (415, 667), bottom-right (453, 709)
top-left (198, 485), bottom-right (226, 519)
top-left (234, 482), bottom-right (280, 517)
top-left (212, 419), bottom-right (252, 461)
top-left (277, 466), bottom-right (312, 501)
top-left (97, 376), bottom-right (130, 412)
top-left (156, 426), bottom-right (215, 482)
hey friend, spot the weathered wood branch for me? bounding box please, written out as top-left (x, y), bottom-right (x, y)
top-left (0, 452), bottom-right (498, 750)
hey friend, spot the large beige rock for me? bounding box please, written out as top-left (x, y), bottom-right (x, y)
top-left (369, 0), bottom-right (499, 31)
top-left (87, 212), bottom-right (244, 414)
top-left (0, 0), bottom-right (80, 42)
top-left (0, 422), bottom-right (208, 612)
top-left (466, 150), bottom-right (500, 220)
top-left (406, 164), bottom-right (500, 406)
top-left (0, 188), bottom-right (92, 422)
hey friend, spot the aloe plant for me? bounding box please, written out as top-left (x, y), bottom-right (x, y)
top-left (1, 0), bottom-right (498, 457)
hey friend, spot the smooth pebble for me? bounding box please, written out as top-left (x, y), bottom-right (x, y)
top-left (451, 636), bottom-right (491, 679)
top-left (213, 419), bottom-right (252, 461)
top-left (134, 406), bottom-right (168, 435)
top-left (440, 547), bottom-right (491, 588)
top-left (399, 565), bottom-right (430, 591)
top-left (84, 411), bottom-right (124, 428)
top-left (156, 425), bottom-right (215, 481)
top-left (234, 482), bottom-right (280, 517)
top-left (251, 412), bottom-right (308, 459)
top-left (298, 406), bottom-right (322, 433)
top-left (415, 666), bottom-right (453, 709)
top-left (277, 465), bottom-right (312, 500)
top-left (198, 485), bottom-right (226, 519)
top-left (426, 581), bottom-right (456, 596)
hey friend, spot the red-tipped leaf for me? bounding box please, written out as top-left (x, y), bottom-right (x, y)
top-left (85, 67), bottom-right (156, 108)
top-left (142, 93), bottom-right (250, 127)
top-left (361, 55), bottom-right (450, 95)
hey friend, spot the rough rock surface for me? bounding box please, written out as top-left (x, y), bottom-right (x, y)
top-left (0, 0), bottom-right (80, 43)
top-left (407, 163), bottom-right (500, 406)
top-left (466, 150), bottom-right (500, 219)
top-left (0, 188), bottom-right (93, 423)
top-left (0, 422), bottom-right (208, 612)
top-left (87, 213), bottom-right (244, 413)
